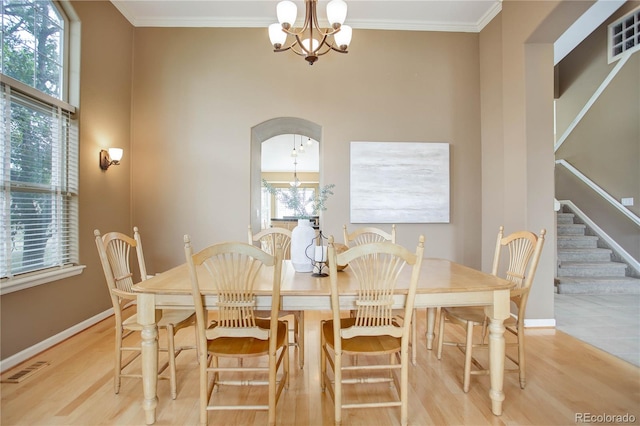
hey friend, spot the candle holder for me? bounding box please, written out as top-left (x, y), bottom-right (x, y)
top-left (306, 230), bottom-right (328, 277)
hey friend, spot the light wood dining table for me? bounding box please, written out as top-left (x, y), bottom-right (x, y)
top-left (132, 258), bottom-right (514, 425)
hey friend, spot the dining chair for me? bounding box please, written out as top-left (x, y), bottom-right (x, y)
top-left (321, 235), bottom-right (425, 426)
top-left (436, 226), bottom-right (546, 392)
top-left (342, 224), bottom-right (419, 365)
top-left (248, 225), bottom-right (304, 369)
top-left (94, 227), bottom-right (197, 399)
top-left (343, 224), bottom-right (396, 246)
top-left (184, 237), bottom-right (289, 426)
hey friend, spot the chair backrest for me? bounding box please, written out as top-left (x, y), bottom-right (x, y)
top-left (248, 225), bottom-right (292, 260)
top-left (327, 235), bottom-right (424, 350)
top-left (491, 226), bottom-right (546, 320)
top-left (94, 227), bottom-right (148, 322)
top-left (184, 237), bottom-right (283, 354)
top-left (343, 224), bottom-right (396, 247)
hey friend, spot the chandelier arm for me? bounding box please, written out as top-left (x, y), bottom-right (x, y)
top-left (328, 45), bottom-right (349, 54)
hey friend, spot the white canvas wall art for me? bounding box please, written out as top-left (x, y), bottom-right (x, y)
top-left (350, 142), bottom-right (450, 223)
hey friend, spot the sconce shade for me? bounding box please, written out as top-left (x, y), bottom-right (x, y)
top-left (100, 148), bottom-right (123, 170)
top-left (108, 148), bottom-right (123, 162)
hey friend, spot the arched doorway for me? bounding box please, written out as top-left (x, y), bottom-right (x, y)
top-left (250, 117), bottom-right (322, 235)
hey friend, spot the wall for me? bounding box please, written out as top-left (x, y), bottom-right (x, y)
top-left (0, 0), bottom-right (134, 360)
top-left (479, 0), bottom-right (593, 322)
top-left (555, 2), bottom-right (640, 261)
top-left (129, 28), bottom-right (483, 274)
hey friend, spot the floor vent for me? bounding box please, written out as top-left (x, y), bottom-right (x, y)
top-left (1, 361), bottom-right (50, 383)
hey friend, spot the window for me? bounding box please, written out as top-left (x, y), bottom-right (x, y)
top-left (608, 6), bottom-right (640, 63)
top-left (1, 0), bottom-right (81, 294)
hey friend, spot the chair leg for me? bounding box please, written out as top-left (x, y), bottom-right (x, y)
top-left (400, 348), bottom-right (409, 426)
top-left (297, 312), bottom-right (305, 369)
top-left (320, 321), bottom-right (326, 391)
top-left (200, 352), bottom-right (209, 426)
top-left (411, 308), bottom-right (417, 366)
top-left (114, 326), bottom-right (123, 394)
top-left (334, 350), bottom-right (342, 426)
top-left (167, 324), bottom-right (177, 399)
top-left (517, 325), bottom-right (526, 389)
top-left (436, 309), bottom-right (446, 360)
top-left (463, 321), bottom-right (474, 393)
top-left (194, 317), bottom-right (201, 365)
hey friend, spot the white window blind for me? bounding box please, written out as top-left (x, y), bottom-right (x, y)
top-left (0, 80), bottom-right (79, 282)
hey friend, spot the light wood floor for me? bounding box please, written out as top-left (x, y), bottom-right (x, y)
top-left (2, 308), bottom-right (639, 425)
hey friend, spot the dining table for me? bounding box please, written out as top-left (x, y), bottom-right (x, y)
top-left (132, 257), bottom-right (514, 425)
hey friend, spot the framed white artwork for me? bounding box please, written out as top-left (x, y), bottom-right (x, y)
top-left (350, 141), bottom-right (450, 223)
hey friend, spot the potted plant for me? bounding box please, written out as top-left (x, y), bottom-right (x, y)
top-left (262, 179), bottom-right (334, 272)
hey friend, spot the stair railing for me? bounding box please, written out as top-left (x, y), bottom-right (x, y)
top-left (556, 159), bottom-right (640, 228)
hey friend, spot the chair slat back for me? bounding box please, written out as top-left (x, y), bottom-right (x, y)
top-left (491, 226), bottom-right (546, 291)
top-left (343, 224), bottom-right (396, 247)
top-left (95, 229), bottom-right (143, 295)
top-left (185, 238), bottom-right (283, 345)
top-left (328, 236), bottom-right (424, 344)
top-left (248, 225), bottom-right (292, 260)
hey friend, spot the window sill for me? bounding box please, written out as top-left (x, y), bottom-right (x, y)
top-left (0, 265), bottom-right (86, 296)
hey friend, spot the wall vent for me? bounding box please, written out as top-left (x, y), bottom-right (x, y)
top-left (608, 6), bottom-right (640, 63)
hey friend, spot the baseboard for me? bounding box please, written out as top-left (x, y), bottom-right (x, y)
top-left (0, 308), bottom-right (114, 373)
top-left (524, 318), bottom-right (556, 328)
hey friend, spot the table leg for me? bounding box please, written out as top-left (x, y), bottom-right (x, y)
top-left (425, 307), bottom-right (436, 350)
top-left (138, 293), bottom-right (159, 424)
top-left (485, 289), bottom-right (510, 416)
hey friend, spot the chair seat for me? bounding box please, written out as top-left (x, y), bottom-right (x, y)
top-left (322, 317), bottom-right (402, 355)
top-left (444, 306), bottom-right (517, 328)
top-left (207, 319), bottom-right (288, 357)
top-left (122, 309), bottom-right (196, 331)
top-left (442, 306), bottom-right (486, 325)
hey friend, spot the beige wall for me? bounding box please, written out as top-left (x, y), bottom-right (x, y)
top-left (2, 0), bottom-right (597, 361)
top-left (0, 0), bottom-right (134, 359)
top-left (129, 28), bottom-right (483, 274)
top-left (555, 2), bottom-right (640, 261)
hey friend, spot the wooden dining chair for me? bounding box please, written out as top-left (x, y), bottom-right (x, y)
top-left (436, 226), bottom-right (546, 392)
top-left (248, 225), bottom-right (304, 369)
top-left (342, 224), bottom-right (419, 365)
top-left (184, 237), bottom-right (289, 426)
top-left (343, 224), bottom-right (396, 246)
top-left (94, 227), bottom-right (197, 399)
top-left (321, 235), bottom-right (425, 426)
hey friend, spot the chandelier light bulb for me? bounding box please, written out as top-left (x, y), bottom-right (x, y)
top-left (277, 1), bottom-right (297, 28)
top-left (334, 24), bottom-right (352, 50)
top-left (269, 23), bottom-right (287, 48)
top-left (302, 38), bottom-right (320, 54)
top-left (327, 0), bottom-right (348, 28)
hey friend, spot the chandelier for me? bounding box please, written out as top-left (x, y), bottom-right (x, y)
top-left (268, 0), bottom-right (353, 65)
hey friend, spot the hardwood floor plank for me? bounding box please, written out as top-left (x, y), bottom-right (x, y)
top-left (1, 309), bottom-right (638, 425)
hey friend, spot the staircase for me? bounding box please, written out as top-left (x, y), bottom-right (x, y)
top-left (555, 210), bottom-right (640, 294)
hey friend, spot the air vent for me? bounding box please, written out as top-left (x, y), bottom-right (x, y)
top-left (608, 7), bottom-right (640, 63)
top-left (1, 361), bottom-right (50, 383)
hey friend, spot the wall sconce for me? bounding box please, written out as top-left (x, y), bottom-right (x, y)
top-left (99, 148), bottom-right (123, 170)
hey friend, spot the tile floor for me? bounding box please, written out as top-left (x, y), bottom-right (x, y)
top-left (554, 293), bottom-right (640, 367)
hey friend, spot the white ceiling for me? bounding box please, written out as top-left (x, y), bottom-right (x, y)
top-left (262, 134), bottom-right (319, 173)
top-left (111, 0), bottom-right (503, 32)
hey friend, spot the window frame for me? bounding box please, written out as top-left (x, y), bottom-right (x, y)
top-left (0, 0), bottom-right (83, 295)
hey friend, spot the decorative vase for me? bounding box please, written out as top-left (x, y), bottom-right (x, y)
top-left (291, 219), bottom-right (315, 272)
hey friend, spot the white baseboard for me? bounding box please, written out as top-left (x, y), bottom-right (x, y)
top-left (0, 308), bottom-right (114, 373)
top-left (525, 318), bottom-right (556, 328)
